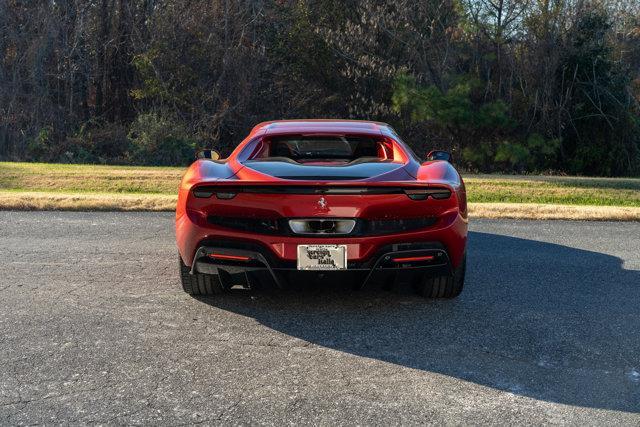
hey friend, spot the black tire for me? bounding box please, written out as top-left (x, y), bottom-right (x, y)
top-left (415, 254), bottom-right (466, 298)
top-left (179, 256), bottom-right (224, 296)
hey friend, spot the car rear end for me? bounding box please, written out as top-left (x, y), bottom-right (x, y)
top-left (177, 121), bottom-right (468, 297)
top-left (177, 180), bottom-right (467, 291)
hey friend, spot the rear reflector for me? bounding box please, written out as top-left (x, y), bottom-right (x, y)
top-left (391, 255), bottom-right (435, 263)
top-left (208, 253), bottom-right (251, 262)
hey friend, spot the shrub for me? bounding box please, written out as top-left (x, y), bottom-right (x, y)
top-left (26, 127), bottom-right (53, 162)
top-left (462, 143), bottom-right (493, 171)
top-left (87, 123), bottom-right (131, 161)
top-left (128, 114), bottom-right (196, 166)
top-left (494, 141), bottom-right (530, 172)
top-left (526, 133), bottom-right (561, 171)
top-left (462, 134), bottom-right (562, 173)
top-left (52, 122), bottom-right (130, 164)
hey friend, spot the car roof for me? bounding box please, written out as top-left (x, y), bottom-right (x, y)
top-left (249, 119), bottom-right (393, 137)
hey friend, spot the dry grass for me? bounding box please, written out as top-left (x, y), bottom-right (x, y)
top-left (0, 162), bottom-right (183, 194)
top-left (0, 191), bottom-right (177, 212)
top-left (469, 203), bottom-right (640, 221)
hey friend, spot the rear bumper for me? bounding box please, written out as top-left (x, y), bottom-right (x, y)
top-left (192, 244), bottom-right (452, 289)
top-left (177, 207), bottom-right (468, 270)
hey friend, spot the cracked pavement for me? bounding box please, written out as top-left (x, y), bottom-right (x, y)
top-left (0, 211), bottom-right (639, 424)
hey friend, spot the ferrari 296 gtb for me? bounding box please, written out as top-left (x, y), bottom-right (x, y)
top-left (176, 120), bottom-right (468, 298)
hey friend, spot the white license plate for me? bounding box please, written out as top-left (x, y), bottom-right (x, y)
top-left (297, 244), bottom-right (347, 270)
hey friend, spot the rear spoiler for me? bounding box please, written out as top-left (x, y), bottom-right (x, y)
top-left (191, 182), bottom-right (453, 201)
top-left (191, 180), bottom-right (455, 189)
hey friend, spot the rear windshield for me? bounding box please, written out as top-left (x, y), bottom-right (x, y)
top-left (257, 135), bottom-right (385, 162)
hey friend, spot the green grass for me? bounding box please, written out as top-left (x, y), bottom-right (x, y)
top-left (464, 175), bottom-right (640, 207)
top-left (0, 162), bottom-right (183, 195)
top-left (1, 162), bottom-right (639, 207)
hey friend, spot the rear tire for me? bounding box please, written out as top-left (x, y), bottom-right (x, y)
top-left (179, 256), bottom-right (224, 296)
top-left (415, 253), bottom-right (466, 299)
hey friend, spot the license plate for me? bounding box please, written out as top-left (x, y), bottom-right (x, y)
top-left (297, 244), bottom-right (347, 270)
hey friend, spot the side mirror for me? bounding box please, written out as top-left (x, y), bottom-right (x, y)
top-left (426, 150), bottom-right (452, 163)
top-left (195, 149), bottom-right (220, 161)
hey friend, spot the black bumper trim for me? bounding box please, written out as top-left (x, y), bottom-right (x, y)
top-left (206, 215), bottom-right (439, 237)
top-left (191, 246), bottom-right (282, 288)
top-left (191, 243), bottom-right (452, 290)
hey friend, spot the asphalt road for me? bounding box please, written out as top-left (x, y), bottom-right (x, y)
top-left (1, 212), bottom-right (639, 425)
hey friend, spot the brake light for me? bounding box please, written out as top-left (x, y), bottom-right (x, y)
top-left (208, 253), bottom-right (251, 262)
top-left (392, 255), bottom-right (435, 263)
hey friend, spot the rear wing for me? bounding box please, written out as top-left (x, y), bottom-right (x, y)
top-left (190, 181), bottom-right (453, 201)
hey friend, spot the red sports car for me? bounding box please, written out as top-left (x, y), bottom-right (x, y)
top-left (176, 120), bottom-right (468, 298)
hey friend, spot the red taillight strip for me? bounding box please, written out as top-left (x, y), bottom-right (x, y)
top-left (208, 253), bottom-right (251, 262)
top-left (392, 255), bottom-right (435, 263)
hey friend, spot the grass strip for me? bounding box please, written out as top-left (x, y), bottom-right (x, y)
top-left (2, 162), bottom-right (639, 218)
top-left (2, 190), bottom-right (639, 220)
top-left (0, 191), bottom-right (176, 212)
top-left (469, 203), bottom-right (640, 221)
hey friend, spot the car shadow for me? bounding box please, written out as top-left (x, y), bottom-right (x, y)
top-left (196, 231), bottom-right (640, 412)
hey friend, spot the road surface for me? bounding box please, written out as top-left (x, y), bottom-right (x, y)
top-left (1, 212), bottom-right (639, 424)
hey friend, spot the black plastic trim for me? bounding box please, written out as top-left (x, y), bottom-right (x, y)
top-left (206, 216), bottom-right (438, 237)
top-left (190, 241), bottom-right (451, 289)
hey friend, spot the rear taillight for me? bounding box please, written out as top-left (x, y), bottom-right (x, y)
top-left (215, 192), bottom-right (236, 199)
top-left (192, 188), bottom-right (236, 199)
top-left (193, 188), bottom-right (213, 198)
top-left (404, 189), bottom-right (451, 200)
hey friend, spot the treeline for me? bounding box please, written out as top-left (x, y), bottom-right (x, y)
top-left (1, 0), bottom-right (639, 175)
